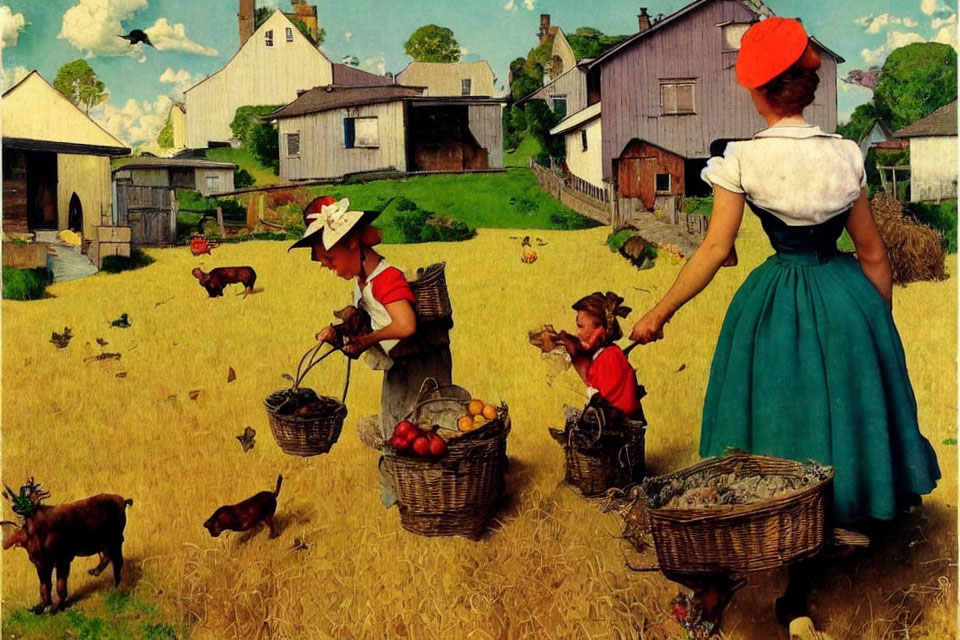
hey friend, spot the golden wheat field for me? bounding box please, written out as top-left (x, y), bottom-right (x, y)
top-left (2, 211), bottom-right (956, 640)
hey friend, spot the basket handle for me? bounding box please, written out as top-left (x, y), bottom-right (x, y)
top-left (293, 343), bottom-right (351, 403)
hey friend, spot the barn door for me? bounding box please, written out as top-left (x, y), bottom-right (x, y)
top-left (68, 192), bottom-right (83, 233)
top-left (618, 156), bottom-right (659, 210)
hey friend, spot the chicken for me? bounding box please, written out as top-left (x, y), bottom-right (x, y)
top-left (521, 236), bottom-right (538, 264)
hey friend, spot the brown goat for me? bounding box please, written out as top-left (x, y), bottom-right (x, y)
top-left (191, 266), bottom-right (257, 298)
top-left (2, 494), bottom-right (133, 613)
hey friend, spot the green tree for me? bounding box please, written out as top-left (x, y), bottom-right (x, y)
top-left (53, 60), bottom-right (107, 114)
top-left (873, 43), bottom-right (957, 131)
top-left (156, 117), bottom-right (174, 149)
top-left (404, 25), bottom-right (461, 63)
top-left (836, 102), bottom-right (878, 141)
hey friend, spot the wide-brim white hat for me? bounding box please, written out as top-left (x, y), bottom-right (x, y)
top-left (288, 197), bottom-right (380, 251)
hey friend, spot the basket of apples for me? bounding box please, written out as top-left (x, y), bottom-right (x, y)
top-left (381, 381), bottom-right (510, 539)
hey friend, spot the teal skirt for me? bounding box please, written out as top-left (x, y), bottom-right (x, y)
top-left (699, 251), bottom-right (941, 524)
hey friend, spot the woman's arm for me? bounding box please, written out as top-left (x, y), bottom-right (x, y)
top-left (343, 300), bottom-right (416, 355)
top-left (630, 186), bottom-right (746, 343)
top-left (845, 188), bottom-right (893, 308)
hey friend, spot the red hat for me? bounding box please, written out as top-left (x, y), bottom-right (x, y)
top-left (736, 17), bottom-right (819, 89)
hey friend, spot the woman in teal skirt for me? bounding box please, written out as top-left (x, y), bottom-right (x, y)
top-left (629, 16), bottom-right (940, 635)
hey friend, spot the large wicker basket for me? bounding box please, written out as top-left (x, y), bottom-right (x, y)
top-left (632, 453), bottom-right (833, 575)
top-left (409, 262), bottom-right (452, 321)
top-left (382, 384), bottom-right (509, 539)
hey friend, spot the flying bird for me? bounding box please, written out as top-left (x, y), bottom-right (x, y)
top-left (119, 30), bottom-right (154, 47)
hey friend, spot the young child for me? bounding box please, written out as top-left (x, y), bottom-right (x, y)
top-left (289, 196), bottom-right (453, 437)
top-left (559, 291), bottom-right (641, 418)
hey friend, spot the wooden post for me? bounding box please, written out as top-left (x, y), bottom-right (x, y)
top-left (216, 207), bottom-right (225, 237)
top-left (169, 189), bottom-right (178, 245)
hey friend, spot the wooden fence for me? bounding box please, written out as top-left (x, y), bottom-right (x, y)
top-left (532, 163), bottom-right (615, 225)
top-left (115, 184), bottom-right (176, 246)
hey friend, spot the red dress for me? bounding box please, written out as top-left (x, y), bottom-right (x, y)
top-left (586, 346), bottom-right (640, 417)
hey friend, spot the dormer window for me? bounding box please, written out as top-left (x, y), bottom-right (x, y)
top-left (265, 30), bottom-right (274, 47)
top-left (285, 27), bottom-right (294, 42)
top-left (461, 78), bottom-right (472, 95)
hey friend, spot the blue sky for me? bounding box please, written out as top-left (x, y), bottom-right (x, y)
top-left (1, 0), bottom-right (956, 146)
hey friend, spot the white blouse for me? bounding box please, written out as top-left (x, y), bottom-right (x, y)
top-left (701, 124), bottom-right (866, 226)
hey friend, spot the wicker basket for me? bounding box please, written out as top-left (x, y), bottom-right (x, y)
top-left (555, 405), bottom-right (646, 496)
top-left (633, 453), bottom-right (833, 575)
top-left (382, 385), bottom-right (510, 539)
top-left (265, 392), bottom-right (347, 457)
top-left (409, 262), bottom-right (452, 321)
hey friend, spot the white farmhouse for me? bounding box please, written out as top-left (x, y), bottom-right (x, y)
top-left (550, 102), bottom-right (604, 198)
top-left (894, 101), bottom-right (958, 203)
top-left (184, 10), bottom-right (334, 149)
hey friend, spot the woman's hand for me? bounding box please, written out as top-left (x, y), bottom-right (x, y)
top-left (315, 324), bottom-right (337, 344)
top-left (341, 334), bottom-right (371, 359)
top-left (630, 310), bottom-right (668, 344)
top-left (558, 330), bottom-right (580, 356)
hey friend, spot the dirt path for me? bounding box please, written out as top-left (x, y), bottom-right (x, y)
top-left (626, 212), bottom-right (703, 256)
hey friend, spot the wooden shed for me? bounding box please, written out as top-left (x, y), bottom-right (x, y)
top-left (2, 71), bottom-right (129, 238)
top-left (894, 100), bottom-right (958, 203)
top-left (269, 85), bottom-right (504, 180)
top-left (112, 158), bottom-right (238, 196)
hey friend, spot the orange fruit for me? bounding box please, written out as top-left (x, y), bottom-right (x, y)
top-left (467, 399), bottom-right (484, 416)
top-left (482, 404), bottom-right (498, 420)
top-left (457, 415), bottom-right (475, 432)
top-left (473, 415), bottom-right (486, 428)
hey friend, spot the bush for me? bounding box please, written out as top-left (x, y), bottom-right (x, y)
top-left (394, 208), bottom-right (475, 243)
top-left (2, 267), bottom-right (48, 300)
top-left (234, 168), bottom-right (254, 189)
top-left (605, 230), bottom-right (635, 252)
top-left (550, 208), bottom-right (601, 230)
top-left (905, 200), bottom-right (958, 253)
top-left (393, 196), bottom-right (418, 212)
top-left (100, 249), bottom-right (155, 274)
top-left (684, 196), bottom-right (713, 216)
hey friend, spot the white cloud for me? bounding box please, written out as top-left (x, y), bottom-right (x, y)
top-left (90, 93), bottom-right (172, 146)
top-left (861, 29), bottom-right (928, 64)
top-left (459, 46), bottom-right (469, 56)
top-left (361, 53), bottom-right (386, 75)
top-left (58, 0), bottom-right (148, 57)
top-left (523, 0), bottom-right (535, 9)
top-left (932, 13), bottom-right (957, 29)
top-left (159, 67), bottom-right (202, 99)
top-left (856, 13), bottom-right (919, 34)
top-left (1, 65), bottom-right (30, 91)
top-left (504, 0), bottom-right (517, 11)
top-left (922, 0), bottom-right (937, 15)
top-left (934, 23), bottom-right (957, 47)
top-left (144, 18), bottom-right (218, 56)
top-left (1, 6), bottom-right (27, 49)
top-left (344, 31), bottom-right (352, 41)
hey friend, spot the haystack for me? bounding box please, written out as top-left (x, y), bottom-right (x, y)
top-left (870, 192), bottom-right (947, 285)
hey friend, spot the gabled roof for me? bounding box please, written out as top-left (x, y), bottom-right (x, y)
top-left (894, 101), bottom-right (958, 138)
top-left (2, 70), bottom-right (129, 154)
top-left (857, 119), bottom-right (894, 144)
top-left (587, 0), bottom-right (843, 69)
top-left (268, 84), bottom-right (426, 120)
top-left (550, 102), bottom-right (602, 135)
top-left (112, 157), bottom-right (237, 172)
top-left (184, 10), bottom-right (329, 95)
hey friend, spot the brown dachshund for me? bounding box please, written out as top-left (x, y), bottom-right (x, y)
top-left (2, 493), bottom-right (133, 613)
top-left (329, 304), bottom-right (372, 347)
top-left (203, 475), bottom-right (282, 539)
top-left (192, 266), bottom-right (257, 298)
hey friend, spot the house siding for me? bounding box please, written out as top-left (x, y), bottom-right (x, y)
top-left (57, 154), bottom-right (112, 238)
top-left (278, 101), bottom-right (407, 180)
top-left (184, 11), bottom-right (333, 148)
top-left (550, 29), bottom-right (578, 78)
top-left (599, 0), bottom-right (839, 181)
top-left (530, 67), bottom-right (588, 117)
top-left (468, 104), bottom-right (505, 169)
top-left (910, 136), bottom-right (958, 202)
top-left (395, 62), bottom-right (496, 97)
top-left (564, 117), bottom-right (604, 189)
top-left (171, 107), bottom-right (187, 149)
top-left (195, 169), bottom-right (236, 196)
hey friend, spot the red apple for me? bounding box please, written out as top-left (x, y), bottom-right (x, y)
top-left (428, 435), bottom-right (447, 457)
top-left (394, 420), bottom-right (417, 438)
top-left (411, 436), bottom-right (430, 457)
top-left (390, 435), bottom-right (409, 451)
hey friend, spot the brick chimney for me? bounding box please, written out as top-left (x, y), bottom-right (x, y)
top-left (638, 7), bottom-right (651, 32)
top-left (238, 0), bottom-right (255, 47)
top-left (538, 14), bottom-right (551, 45)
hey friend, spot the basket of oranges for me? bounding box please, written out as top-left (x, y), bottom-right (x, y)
top-left (381, 380), bottom-right (510, 539)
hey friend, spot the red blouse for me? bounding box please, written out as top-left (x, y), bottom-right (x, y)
top-left (586, 346), bottom-right (640, 417)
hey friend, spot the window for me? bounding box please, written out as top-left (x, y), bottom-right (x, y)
top-left (265, 30), bottom-right (274, 47)
top-left (580, 130), bottom-right (588, 152)
top-left (661, 81), bottom-right (696, 115)
top-left (461, 78), bottom-right (472, 95)
top-left (549, 94), bottom-right (567, 119)
top-left (206, 175), bottom-right (221, 193)
top-left (286, 132), bottom-right (301, 156)
top-left (722, 23), bottom-right (752, 51)
top-left (285, 27), bottom-right (294, 42)
top-left (655, 173), bottom-right (671, 192)
top-left (343, 117), bottom-right (379, 148)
